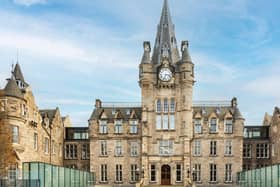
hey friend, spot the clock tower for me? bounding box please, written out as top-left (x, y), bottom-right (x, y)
top-left (139, 0), bottom-right (195, 185)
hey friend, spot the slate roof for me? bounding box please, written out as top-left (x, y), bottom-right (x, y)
top-left (89, 107), bottom-right (142, 122)
top-left (90, 104), bottom-right (243, 122)
top-left (39, 109), bottom-right (57, 124)
top-left (4, 77), bottom-right (24, 99)
top-left (13, 63), bottom-right (29, 87)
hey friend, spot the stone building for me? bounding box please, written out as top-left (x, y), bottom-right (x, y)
top-left (89, 1), bottom-right (244, 186)
top-left (0, 63), bottom-right (65, 180)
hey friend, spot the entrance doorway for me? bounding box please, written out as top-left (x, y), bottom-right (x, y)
top-left (161, 165), bottom-right (171, 185)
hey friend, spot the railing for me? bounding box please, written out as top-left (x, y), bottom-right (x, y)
top-left (101, 100), bottom-right (232, 108)
top-left (193, 100), bottom-right (231, 107)
top-left (102, 102), bottom-right (142, 108)
top-left (0, 180), bottom-right (40, 187)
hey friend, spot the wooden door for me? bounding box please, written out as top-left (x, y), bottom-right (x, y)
top-left (161, 165), bottom-right (171, 185)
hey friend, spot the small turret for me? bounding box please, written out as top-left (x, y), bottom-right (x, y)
top-left (13, 63), bottom-right (29, 89)
top-left (181, 41), bottom-right (192, 63)
top-left (141, 41), bottom-right (151, 64)
top-left (4, 76), bottom-right (23, 99)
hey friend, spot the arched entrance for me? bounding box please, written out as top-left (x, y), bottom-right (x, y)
top-left (161, 165), bottom-right (171, 185)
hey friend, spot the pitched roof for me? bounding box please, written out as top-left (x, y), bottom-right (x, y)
top-left (152, 0), bottom-right (180, 64)
top-left (39, 109), bottom-right (57, 124)
top-left (13, 63), bottom-right (25, 82)
top-left (4, 77), bottom-right (23, 99)
top-left (89, 107), bottom-right (142, 122)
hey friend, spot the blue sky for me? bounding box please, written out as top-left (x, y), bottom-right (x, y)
top-left (0, 0), bottom-right (279, 126)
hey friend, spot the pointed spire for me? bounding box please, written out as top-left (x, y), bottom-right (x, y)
top-left (13, 63), bottom-right (25, 82)
top-left (141, 41), bottom-right (151, 64)
top-left (181, 41), bottom-right (192, 63)
top-left (152, 0), bottom-right (180, 64)
top-left (4, 76), bottom-right (23, 99)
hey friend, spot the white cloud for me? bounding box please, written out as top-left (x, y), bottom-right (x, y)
top-left (13, 0), bottom-right (46, 6)
top-left (193, 52), bottom-right (238, 84)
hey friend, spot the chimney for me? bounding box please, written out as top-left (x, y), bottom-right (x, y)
top-left (231, 97), bottom-right (237, 108)
top-left (95, 99), bottom-right (102, 109)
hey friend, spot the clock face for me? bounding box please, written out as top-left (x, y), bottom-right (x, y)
top-left (159, 68), bottom-right (172, 81)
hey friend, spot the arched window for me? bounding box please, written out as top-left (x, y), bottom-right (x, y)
top-left (164, 98), bottom-right (168, 113)
top-left (156, 99), bottom-right (161, 113)
top-left (170, 98), bottom-right (175, 112)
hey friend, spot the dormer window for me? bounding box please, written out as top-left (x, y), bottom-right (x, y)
top-left (194, 118), bottom-right (202, 134)
top-left (115, 120), bottom-right (123, 134)
top-left (225, 118), bottom-right (233, 134)
top-left (210, 118), bottom-right (217, 133)
top-left (130, 120), bottom-right (138, 134)
top-left (99, 120), bottom-right (107, 134)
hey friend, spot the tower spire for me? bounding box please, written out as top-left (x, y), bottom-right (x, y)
top-left (152, 0), bottom-right (180, 64)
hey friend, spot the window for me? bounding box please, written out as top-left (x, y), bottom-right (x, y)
top-left (163, 115), bottom-right (168, 129)
top-left (150, 165), bottom-right (156, 182)
top-left (156, 115), bottom-right (162, 129)
top-left (100, 120), bottom-right (108, 134)
top-left (34, 133), bottom-right (38, 150)
top-left (163, 98), bottom-right (168, 113)
top-left (12, 126), bottom-right (19, 143)
top-left (73, 132), bottom-right (88, 139)
top-left (115, 120), bottom-right (123, 134)
top-left (210, 164), bottom-right (217, 182)
top-left (170, 115), bottom-right (175, 129)
top-left (116, 164), bottom-right (122, 182)
top-left (210, 141), bottom-right (217, 156)
top-left (156, 99), bottom-right (161, 113)
top-left (65, 144), bottom-right (77, 159)
top-left (193, 140), bottom-right (201, 156)
top-left (176, 164), bottom-right (182, 182)
top-left (131, 164), bottom-right (137, 182)
top-left (101, 164), bottom-right (107, 182)
top-left (193, 164), bottom-right (201, 182)
top-left (130, 120), bottom-right (138, 134)
top-left (210, 118), bottom-right (217, 133)
top-left (52, 140), bottom-right (55, 154)
top-left (194, 119), bottom-right (202, 133)
top-left (256, 143), bottom-right (269, 158)
top-left (225, 118), bottom-right (233, 133)
top-left (100, 141), bottom-right (107, 156)
top-left (170, 98), bottom-right (175, 112)
top-left (44, 138), bottom-right (49, 154)
top-left (243, 144), bottom-right (252, 158)
top-left (82, 144), bottom-right (90, 160)
top-left (159, 140), bottom-right (173, 155)
top-left (225, 140), bottom-right (232, 156)
top-left (131, 142), bottom-right (138, 156)
top-left (225, 164), bottom-right (232, 182)
top-left (115, 141), bottom-right (122, 156)
top-left (8, 164), bottom-right (18, 180)
top-left (156, 99), bottom-right (176, 130)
